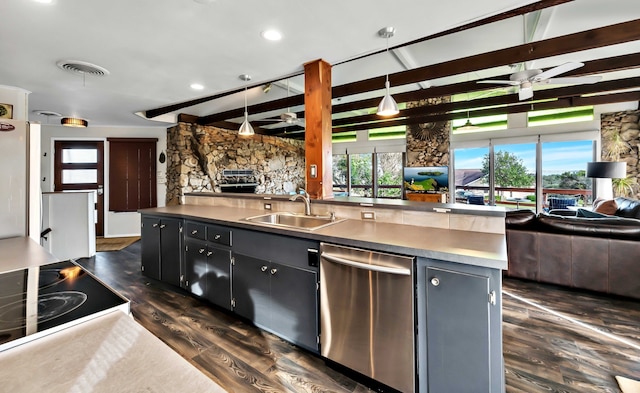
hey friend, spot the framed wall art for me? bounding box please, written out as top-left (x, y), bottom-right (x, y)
top-left (0, 103), bottom-right (13, 119)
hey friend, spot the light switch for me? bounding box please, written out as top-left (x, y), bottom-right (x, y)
top-left (310, 164), bottom-right (317, 178)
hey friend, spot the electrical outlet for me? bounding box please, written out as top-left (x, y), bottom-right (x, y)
top-left (361, 211), bottom-right (376, 220)
top-left (264, 203), bottom-right (272, 210)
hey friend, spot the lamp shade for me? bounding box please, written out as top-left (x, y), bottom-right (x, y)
top-left (376, 81), bottom-right (399, 116)
top-left (238, 112), bottom-right (254, 136)
top-left (61, 117), bottom-right (88, 127)
top-left (586, 161), bottom-right (626, 179)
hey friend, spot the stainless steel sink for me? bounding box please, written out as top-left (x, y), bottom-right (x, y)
top-left (243, 212), bottom-right (345, 231)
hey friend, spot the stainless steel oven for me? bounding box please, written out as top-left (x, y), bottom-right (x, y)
top-left (320, 243), bottom-right (415, 393)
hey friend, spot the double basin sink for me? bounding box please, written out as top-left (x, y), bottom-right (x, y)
top-left (243, 212), bottom-right (346, 231)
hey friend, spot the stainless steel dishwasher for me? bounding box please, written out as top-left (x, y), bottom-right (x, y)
top-left (320, 243), bottom-right (415, 393)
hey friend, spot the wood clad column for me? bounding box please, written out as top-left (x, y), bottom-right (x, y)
top-left (304, 59), bottom-right (333, 199)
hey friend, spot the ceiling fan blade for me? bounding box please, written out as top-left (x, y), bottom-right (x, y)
top-left (477, 80), bottom-right (520, 86)
top-left (544, 76), bottom-right (602, 85)
top-left (533, 62), bottom-right (584, 81)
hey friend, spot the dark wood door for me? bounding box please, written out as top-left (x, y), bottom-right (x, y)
top-left (54, 141), bottom-right (104, 236)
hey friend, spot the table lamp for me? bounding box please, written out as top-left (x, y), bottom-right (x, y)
top-left (586, 161), bottom-right (626, 200)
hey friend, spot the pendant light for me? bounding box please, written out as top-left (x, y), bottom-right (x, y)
top-left (376, 27), bottom-right (399, 117)
top-left (457, 91), bottom-right (479, 131)
top-left (458, 109), bottom-right (480, 131)
top-left (238, 74), bottom-right (255, 136)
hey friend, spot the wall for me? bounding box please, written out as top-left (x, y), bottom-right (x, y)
top-left (41, 124), bottom-right (167, 237)
top-left (600, 109), bottom-right (640, 199)
top-left (166, 123), bottom-right (305, 205)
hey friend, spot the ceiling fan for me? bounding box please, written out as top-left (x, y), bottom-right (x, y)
top-left (256, 79), bottom-right (305, 129)
top-left (477, 62), bottom-right (602, 100)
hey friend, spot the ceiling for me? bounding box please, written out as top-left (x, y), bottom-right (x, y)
top-left (2, 0), bottom-right (639, 137)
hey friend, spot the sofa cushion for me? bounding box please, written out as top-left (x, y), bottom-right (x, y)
top-left (537, 213), bottom-right (640, 240)
top-left (505, 209), bottom-right (536, 228)
top-left (593, 198), bottom-right (618, 215)
top-left (614, 197), bottom-right (640, 219)
top-left (576, 208), bottom-right (610, 218)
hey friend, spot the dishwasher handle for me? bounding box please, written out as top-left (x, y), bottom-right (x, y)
top-left (321, 252), bottom-right (411, 276)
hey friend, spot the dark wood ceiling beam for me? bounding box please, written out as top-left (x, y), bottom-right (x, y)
top-left (332, 76), bottom-right (640, 128)
top-left (381, 1), bottom-right (573, 54)
top-left (331, 52), bottom-right (640, 115)
top-left (332, 19), bottom-right (640, 99)
top-left (197, 96), bottom-right (305, 125)
top-left (333, 90), bottom-right (640, 133)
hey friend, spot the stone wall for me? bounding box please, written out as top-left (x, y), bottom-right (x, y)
top-left (166, 123), bottom-right (305, 205)
top-left (600, 110), bottom-right (640, 199)
top-left (405, 97), bottom-right (451, 167)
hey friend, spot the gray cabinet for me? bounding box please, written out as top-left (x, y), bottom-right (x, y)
top-left (184, 221), bottom-right (232, 310)
top-left (141, 215), bottom-right (182, 286)
top-left (232, 228), bottom-right (320, 353)
top-left (417, 258), bottom-right (503, 393)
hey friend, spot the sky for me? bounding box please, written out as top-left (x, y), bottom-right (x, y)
top-left (454, 140), bottom-right (594, 175)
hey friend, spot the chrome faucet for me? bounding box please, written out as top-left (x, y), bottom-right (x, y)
top-left (289, 194), bottom-right (311, 216)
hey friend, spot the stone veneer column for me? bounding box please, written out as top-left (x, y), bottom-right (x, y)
top-left (405, 97), bottom-right (451, 167)
top-left (601, 110), bottom-right (640, 199)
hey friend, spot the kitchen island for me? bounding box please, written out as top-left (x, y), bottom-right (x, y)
top-left (141, 193), bottom-right (507, 393)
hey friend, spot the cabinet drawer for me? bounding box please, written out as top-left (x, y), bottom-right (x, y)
top-left (233, 228), bottom-right (318, 270)
top-left (185, 222), bottom-right (206, 240)
top-left (206, 224), bottom-right (232, 246)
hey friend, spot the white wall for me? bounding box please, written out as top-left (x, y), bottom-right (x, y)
top-left (40, 124), bottom-right (167, 238)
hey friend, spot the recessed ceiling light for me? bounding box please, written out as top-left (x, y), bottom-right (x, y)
top-left (190, 83), bottom-right (204, 90)
top-left (261, 29), bottom-right (282, 41)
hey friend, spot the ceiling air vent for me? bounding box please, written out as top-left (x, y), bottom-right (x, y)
top-left (56, 60), bottom-right (110, 76)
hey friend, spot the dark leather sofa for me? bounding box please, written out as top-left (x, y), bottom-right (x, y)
top-left (505, 197), bottom-right (640, 299)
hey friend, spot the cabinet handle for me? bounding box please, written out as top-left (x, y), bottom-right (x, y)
top-left (430, 277), bottom-right (440, 286)
top-left (160, 224), bottom-right (166, 229)
top-left (206, 251), bottom-right (213, 256)
top-left (270, 268), bottom-right (278, 275)
top-left (214, 234), bottom-right (221, 240)
top-left (152, 223), bottom-right (158, 228)
top-left (199, 248), bottom-right (205, 254)
top-left (260, 266), bottom-right (268, 272)
top-left (191, 230), bottom-right (198, 235)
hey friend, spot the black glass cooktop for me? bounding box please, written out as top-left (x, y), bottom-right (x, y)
top-left (0, 260), bottom-right (129, 351)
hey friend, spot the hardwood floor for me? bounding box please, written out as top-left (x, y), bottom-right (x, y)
top-left (77, 242), bottom-right (640, 393)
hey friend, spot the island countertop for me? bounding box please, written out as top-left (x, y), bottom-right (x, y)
top-left (141, 204), bottom-right (508, 270)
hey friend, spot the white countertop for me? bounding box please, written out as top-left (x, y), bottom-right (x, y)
top-left (0, 310), bottom-right (226, 393)
top-left (0, 236), bottom-right (59, 274)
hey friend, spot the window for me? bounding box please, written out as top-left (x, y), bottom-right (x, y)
top-left (108, 138), bottom-right (157, 212)
top-left (453, 134), bottom-right (596, 212)
top-left (349, 153), bottom-right (373, 197)
top-left (331, 152), bottom-right (404, 199)
top-left (541, 140), bottom-right (594, 207)
top-left (376, 152), bottom-right (402, 198)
